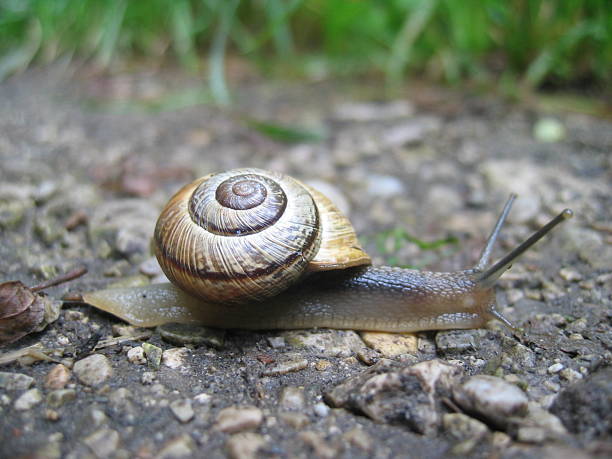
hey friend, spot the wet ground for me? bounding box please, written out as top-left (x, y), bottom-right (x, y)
top-left (0, 66), bottom-right (610, 458)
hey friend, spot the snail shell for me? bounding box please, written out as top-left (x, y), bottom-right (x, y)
top-left (153, 168), bottom-right (371, 304)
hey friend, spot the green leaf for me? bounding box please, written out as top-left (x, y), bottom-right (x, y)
top-left (243, 118), bottom-right (327, 143)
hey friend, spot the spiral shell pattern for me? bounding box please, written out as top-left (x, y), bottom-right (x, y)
top-left (154, 169), bottom-right (322, 304)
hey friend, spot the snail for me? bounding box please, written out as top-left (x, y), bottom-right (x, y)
top-left (84, 168), bottom-right (572, 332)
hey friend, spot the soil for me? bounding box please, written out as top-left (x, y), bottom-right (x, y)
top-left (0, 66), bottom-right (610, 458)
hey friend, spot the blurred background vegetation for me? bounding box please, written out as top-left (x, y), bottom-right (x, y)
top-left (1, 0), bottom-right (610, 103)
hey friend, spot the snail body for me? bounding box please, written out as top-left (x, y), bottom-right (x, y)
top-left (84, 168), bottom-right (572, 331)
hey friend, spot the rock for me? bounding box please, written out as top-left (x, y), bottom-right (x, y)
top-left (44, 364), bottom-right (71, 389)
top-left (47, 389), bottom-right (77, 408)
top-left (127, 346), bottom-right (147, 365)
top-left (262, 353), bottom-right (308, 376)
top-left (84, 428), bottom-right (120, 459)
top-left (266, 336), bottom-right (286, 349)
top-left (214, 406), bottom-right (264, 433)
top-left (299, 431), bottom-right (337, 459)
top-left (73, 354), bottom-right (113, 386)
top-left (314, 359), bottom-right (333, 371)
top-left (343, 427), bottom-right (373, 452)
top-left (533, 118), bottom-right (566, 143)
top-left (226, 432), bottom-right (266, 459)
top-left (88, 199), bottom-right (158, 257)
top-left (453, 375), bottom-right (528, 429)
top-left (325, 359), bottom-right (461, 434)
top-left (365, 174), bottom-right (405, 198)
top-left (156, 434), bottom-right (196, 459)
top-left (279, 386), bottom-right (305, 411)
top-left (279, 411), bottom-right (310, 428)
top-left (142, 342), bottom-right (162, 369)
top-left (435, 330), bottom-right (482, 354)
top-left (360, 332), bottom-right (417, 357)
top-left (158, 323), bottom-right (225, 348)
top-left (559, 368), bottom-right (583, 383)
top-left (547, 363), bottom-right (564, 374)
top-left (281, 330), bottom-right (365, 357)
top-left (162, 348), bottom-right (189, 369)
top-left (0, 371), bottom-right (34, 390)
top-left (169, 399), bottom-right (194, 423)
top-left (550, 366), bottom-right (612, 440)
top-left (443, 413), bottom-right (489, 440)
top-left (313, 402), bottom-right (330, 417)
top-left (512, 403), bottom-right (567, 443)
top-left (14, 388), bottom-right (42, 410)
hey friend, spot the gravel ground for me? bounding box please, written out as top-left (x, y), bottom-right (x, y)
top-left (0, 66), bottom-right (610, 458)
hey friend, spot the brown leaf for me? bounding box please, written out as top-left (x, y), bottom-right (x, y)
top-left (0, 281), bottom-right (36, 319)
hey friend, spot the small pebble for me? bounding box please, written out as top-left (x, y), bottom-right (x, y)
top-left (47, 389), bottom-right (77, 408)
top-left (0, 372), bottom-right (34, 390)
top-left (156, 434), bottom-right (196, 459)
top-left (267, 336), bottom-right (286, 349)
top-left (299, 431), bottom-right (336, 459)
top-left (169, 399), bottom-right (194, 423)
top-left (73, 354), bottom-right (113, 386)
top-left (45, 364), bottom-right (71, 389)
top-left (127, 346), bottom-right (147, 365)
top-left (45, 409), bottom-right (60, 421)
top-left (314, 359), bottom-right (332, 371)
top-left (14, 388), bottom-right (43, 410)
top-left (262, 354), bottom-right (308, 376)
top-left (533, 117), bottom-right (565, 143)
top-left (214, 406), bottom-right (264, 433)
top-left (83, 428), bottom-right (120, 459)
top-left (559, 268), bottom-right (582, 282)
top-left (279, 386), bottom-right (305, 411)
top-left (141, 372), bottom-right (156, 384)
top-left (547, 363), bottom-right (564, 374)
top-left (142, 343), bottom-right (162, 369)
top-left (226, 432), bottom-right (266, 459)
top-left (194, 393), bottom-right (212, 404)
top-left (162, 348), bottom-right (189, 369)
top-left (453, 375), bottom-right (528, 428)
top-left (313, 402), bottom-right (330, 417)
top-left (360, 332), bottom-right (417, 357)
top-left (443, 413), bottom-right (489, 440)
top-left (559, 368), bottom-right (583, 383)
top-left (279, 411), bottom-right (310, 429)
top-left (343, 427), bottom-right (373, 452)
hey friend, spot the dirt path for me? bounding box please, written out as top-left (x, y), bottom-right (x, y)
top-left (0, 67), bottom-right (610, 458)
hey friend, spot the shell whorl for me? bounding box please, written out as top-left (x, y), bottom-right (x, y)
top-left (154, 168), bottom-right (327, 304)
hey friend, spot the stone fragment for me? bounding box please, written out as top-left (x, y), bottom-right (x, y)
top-left (156, 434), bottom-right (196, 459)
top-left (299, 431), bottom-right (337, 459)
top-left (313, 402), bottom-right (330, 417)
top-left (443, 413), bottom-right (489, 440)
top-left (162, 347), bottom-right (189, 369)
top-left (14, 388), bottom-right (42, 410)
top-left (158, 323), bottom-right (225, 348)
top-left (214, 406), bottom-right (264, 433)
top-left (169, 399), bottom-right (194, 423)
top-left (262, 353), bottom-right (308, 376)
top-left (279, 411), bottom-right (310, 429)
top-left (45, 364), bottom-right (71, 389)
top-left (453, 375), bottom-right (528, 429)
top-left (314, 359), bottom-right (332, 371)
top-left (281, 329), bottom-right (365, 357)
top-left (279, 386), bottom-right (305, 411)
top-left (142, 343), bottom-right (162, 369)
top-left (550, 366), bottom-right (612, 440)
top-left (73, 354), bottom-right (113, 386)
top-left (127, 346), bottom-right (146, 365)
top-left (226, 432), bottom-right (266, 459)
top-left (343, 427), bottom-right (373, 452)
top-left (47, 389), bottom-right (77, 408)
top-left (84, 428), bottom-right (120, 459)
top-left (360, 331), bottom-right (417, 357)
top-left (0, 371), bottom-right (34, 390)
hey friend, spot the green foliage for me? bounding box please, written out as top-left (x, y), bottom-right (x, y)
top-left (1, 0), bottom-right (610, 96)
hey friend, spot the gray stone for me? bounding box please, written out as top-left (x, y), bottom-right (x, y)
top-left (214, 406), bottom-right (264, 433)
top-left (156, 434), bottom-right (196, 459)
top-left (281, 330), bottom-right (365, 357)
top-left (226, 432), bottom-right (266, 459)
top-left (0, 371), bottom-right (34, 390)
top-left (73, 354), bottom-right (113, 386)
top-left (162, 348), bottom-right (189, 369)
top-left (169, 399), bottom-right (194, 423)
top-left (47, 389), bottom-right (77, 408)
top-left (453, 375), bottom-right (528, 429)
top-left (142, 343), bottom-right (162, 369)
top-left (14, 388), bottom-right (42, 410)
top-left (443, 413), bottom-right (489, 440)
top-left (262, 353), bottom-right (308, 376)
top-left (84, 428), bottom-right (120, 459)
top-left (279, 386), bottom-right (305, 411)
